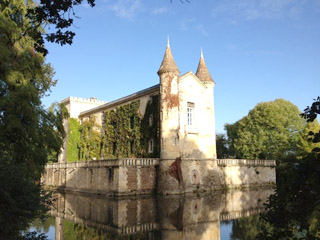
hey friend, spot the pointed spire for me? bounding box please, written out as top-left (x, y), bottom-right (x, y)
top-left (196, 49), bottom-right (214, 83)
top-left (158, 38), bottom-right (180, 75)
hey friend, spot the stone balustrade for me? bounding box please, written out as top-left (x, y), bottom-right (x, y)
top-left (45, 158), bottom-right (160, 170)
top-left (217, 159), bottom-right (276, 167)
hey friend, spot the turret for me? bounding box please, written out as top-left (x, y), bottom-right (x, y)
top-left (158, 38), bottom-right (181, 160)
top-left (158, 38), bottom-right (180, 76)
top-left (196, 49), bottom-right (215, 84)
top-left (196, 49), bottom-right (216, 159)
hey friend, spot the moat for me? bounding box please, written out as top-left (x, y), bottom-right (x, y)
top-left (27, 188), bottom-right (273, 239)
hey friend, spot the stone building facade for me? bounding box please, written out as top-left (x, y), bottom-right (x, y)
top-left (43, 41), bottom-right (276, 195)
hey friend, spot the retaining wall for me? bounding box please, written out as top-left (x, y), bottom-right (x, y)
top-left (42, 158), bottom-right (159, 196)
top-left (42, 158), bottom-right (276, 195)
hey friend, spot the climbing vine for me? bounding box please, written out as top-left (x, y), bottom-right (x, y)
top-left (72, 95), bottom-right (159, 161)
top-left (78, 115), bottom-right (101, 160)
top-left (67, 118), bottom-right (80, 162)
top-left (101, 95), bottom-right (159, 158)
top-left (140, 95), bottom-right (160, 157)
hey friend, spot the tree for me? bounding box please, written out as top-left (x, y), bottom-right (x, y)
top-left (0, 0), bottom-right (66, 238)
top-left (24, 0), bottom-right (95, 55)
top-left (216, 133), bottom-right (230, 158)
top-left (301, 96), bottom-right (320, 154)
top-left (225, 99), bottom-right (305, 161)
top-left (9, 0), bottom-right (185, 55)
top-left (256, 97), bottom-right (320, 239)
top-left (297, 120), bottom-right (320, 159)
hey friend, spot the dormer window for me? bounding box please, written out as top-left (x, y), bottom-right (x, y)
top-left (187, 102), bottom-right (195, 126)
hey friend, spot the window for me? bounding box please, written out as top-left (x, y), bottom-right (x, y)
top-left (187, 102), bottom-right (195, 126)
top-left (149, 114), bottom-right (153, 126)
top-left (112, 142), bottom-right (117, 156)
top-left (130, 116), bottom-right (134, 129)
top-left (129, 141), bottom-right (134, 154)
top-left (148, 139), bottom-right (154, 153)
top-left (108, 168), bottom-right (113, 183)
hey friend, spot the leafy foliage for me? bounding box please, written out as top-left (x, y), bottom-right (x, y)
top-left (225, 99), bottom-right (305, 160)
top-left (67, 118), bottom-right (81, 162)
top-left (255, 97), bottom-right (320, 239)
top-left (79, 115), bottom-right (101, 160)
top-left (23, 0), bottom-right (95, 55)
top-left (216, 133), bottom-right (230, 158)
top-left (0, 0), bottom-right (66, 237)
top-left (301, 96), bottom-right (320, 155)
top-left (297, 121), bottom-right (320, 159)
top-left (77, 95), bottom-right (159, 161)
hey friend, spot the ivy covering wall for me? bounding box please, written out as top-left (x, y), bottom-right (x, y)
top-left (100, 95), bottom-right (159, 159)
top-left (67, 95), bottom-right (159, 162)
top-left (67, 118), bottom-right (80, 162)
top-left (79, 115), bottom-right (101, 161)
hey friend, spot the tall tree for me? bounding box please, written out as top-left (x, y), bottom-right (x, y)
top-left (225, 99), bottom-right (305, 161)
top-left (0, 0), bottom-right (66, 238)
top-left (256, 97), bottom-right (320, 239)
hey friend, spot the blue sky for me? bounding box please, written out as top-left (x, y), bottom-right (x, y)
top-left (43, 0), bottom-right (320, 133)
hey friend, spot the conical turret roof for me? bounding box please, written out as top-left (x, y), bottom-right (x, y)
top-left (157, 39), bottom-right (180, 75)
top-left (196, 50), bottom-right (214, 83)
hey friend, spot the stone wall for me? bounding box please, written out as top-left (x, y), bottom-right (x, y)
top-left (43, 158), bottom-right (275, 195)
top-left (157, 158), bottom-right (276, 194)
top-left (42, 158), bottom-right (159, 196)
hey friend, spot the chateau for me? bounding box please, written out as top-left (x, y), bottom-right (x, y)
top-left (42, 41), bottom-right (276, 195)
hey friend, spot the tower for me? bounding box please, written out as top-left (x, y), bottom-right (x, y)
top-left (158, 38), bottom-right (181, 160)
top-left (195, 49), bottom-right (216, 159)
top-left (157, 42), bottom-right (217, 194)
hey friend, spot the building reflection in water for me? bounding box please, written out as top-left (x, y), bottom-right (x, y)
top-left (49, 189), bottom-right (273, 240)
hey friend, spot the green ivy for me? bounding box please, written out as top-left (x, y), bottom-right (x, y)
top-left (101, 95), bottom-right (159, 158)
top-left (70, 95), bottom-right (159, 161)
top-left (67, 118), bottom-right (80, 162)
top-left (79, 115), bottom-right (101, 161)
top-left (140, 95), bottom-right (160, 158)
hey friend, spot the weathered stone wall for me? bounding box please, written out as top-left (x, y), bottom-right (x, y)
top-left (157, 159), bottom-right (276, 194)
top-left (42, 158), bottom-right (159, 196)
top-left (43, 158), bottom-right (275, 195)
top-left (178, 72), bottom-right (216, 159)
top-left (218, 159), bottom-right (276, 188)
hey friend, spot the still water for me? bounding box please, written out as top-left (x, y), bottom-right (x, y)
top-left (28, 188), bottom-right (273, 239)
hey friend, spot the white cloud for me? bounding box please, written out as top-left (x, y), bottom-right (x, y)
top-left (151, 6), bottom-right (169, 15)
top-left (212, 0), bottom-right (309, 23)
top-left (110, 0), bottom-right (143, 20)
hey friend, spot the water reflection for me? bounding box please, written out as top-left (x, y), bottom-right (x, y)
top-left (41, 189), bottom-right (273, 239)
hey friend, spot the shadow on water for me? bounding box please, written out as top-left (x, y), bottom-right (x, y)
top-left (29, 188), bottom-right (274, 240)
